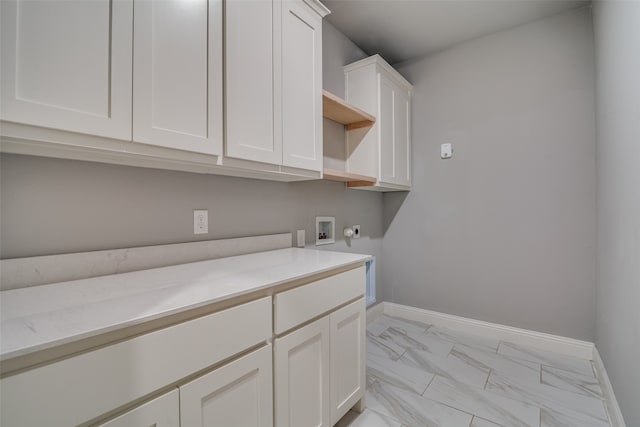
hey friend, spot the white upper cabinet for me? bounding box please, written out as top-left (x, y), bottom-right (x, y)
top-left (281, 0), bottom-right (323, 171)
top-left (0, 0), bottom-right (133, 140)
top-left (0, 0), bottom-right (330, 181)
top-left (330, 298), bottom-right (366, 424)
top-left (345, 55), bottom-right (413, 191)
top-left (133, 0), bottom-right (222, 155)
top-left (226, 0), bottom-right (327, 172)
top-left (225, 0), bottom-right (279, 164)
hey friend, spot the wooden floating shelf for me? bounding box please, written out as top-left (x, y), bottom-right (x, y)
top-left (323, 168), bottom-right (376, 187)
top-left (322, 90), bottom-right (375, 130)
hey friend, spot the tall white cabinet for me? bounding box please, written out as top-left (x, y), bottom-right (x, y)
top-left (132, 0), bottom-right (223, 155)
top-left (226, 0), bottom-right (326, 172)
top-left (344, 55), bottom-right (413, 191)
top-left (0, 0), bottom-right (133, 140)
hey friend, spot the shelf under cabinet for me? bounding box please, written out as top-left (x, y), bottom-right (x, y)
top-left (322, 90), bottom-right (375, 130)
top-left (322, 169), bottom-right (376, 187)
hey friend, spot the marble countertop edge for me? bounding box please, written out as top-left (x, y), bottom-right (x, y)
top-left (1, 248), bottom-right (371, 361)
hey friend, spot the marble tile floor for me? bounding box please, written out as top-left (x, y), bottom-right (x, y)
top-left (336, 314), bottom-right (612, 427)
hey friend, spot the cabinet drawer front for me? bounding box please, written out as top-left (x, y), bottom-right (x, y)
top-left (98, 389), bottom-right (179, 427)
top-left (0, 297), bottom-right (271, 427)
top-left (274, 266), bottom-right (365, 334)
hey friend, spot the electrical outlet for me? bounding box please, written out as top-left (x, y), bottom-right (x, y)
top-left (352, 225), bottom-right (361, 239)
top-left (296, 230), bottom-right (305, 247)
top-left (193, 210), bottom-right (208, 234)
top-left (441, 143), bottom-right (453, 159)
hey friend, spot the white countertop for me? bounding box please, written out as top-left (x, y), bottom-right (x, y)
top-left (0, 248), bottom-right (370, 360)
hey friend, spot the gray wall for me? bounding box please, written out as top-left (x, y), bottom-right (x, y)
top-left (383, 7), bottom-right (597, 340)
top-left (322, 21), bottom-right (367, 98)
top-left (0, 22), bottom-right (381, 285)
top-left (593, 1), bottom-right (640, 425)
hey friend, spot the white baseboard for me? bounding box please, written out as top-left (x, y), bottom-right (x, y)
top-left (381, 302), bottom-right (594, 360)
top-left (365, 302), bottom-right (385, 325)
top-left (593, 347), bottom-right (627, 427)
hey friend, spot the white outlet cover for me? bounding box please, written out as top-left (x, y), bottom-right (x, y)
top-left (296, 229), bottom-right (305, 248)
top-left (193, 210), bottom-right (208, 234)
top-left (441, 143), bottom-right (453, 159)
top-left (353, 225), bottom-right (361, 239)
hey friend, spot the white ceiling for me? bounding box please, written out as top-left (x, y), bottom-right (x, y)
top-left (323, 0), bottom-right (590, 64)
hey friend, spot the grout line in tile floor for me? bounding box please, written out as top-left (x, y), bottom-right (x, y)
top-left (483, 368), bottom-right (492, 390)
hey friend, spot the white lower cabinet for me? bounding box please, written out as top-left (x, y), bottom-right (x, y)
top-left (274, 295), bottom-right (366, 427)
top-left (0, 267), bottom-right (366, 427)
top-left (180, 345), bottom-right (273, 427)
top-left (330, 299), bottom-right (366, 424)
top-left (98, 390), bottom-right (179, 427)
top-left (99, 345), bottom-right (273, 427)
top-left (275, 316), bottom-right (331, 427)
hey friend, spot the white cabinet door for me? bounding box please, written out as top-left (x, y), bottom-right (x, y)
top-left (180, 345), bottom-right (273, 427)
top-left (226, 0), bottom-right (280, 165)
top-left (330, 298), bottom-right (366, 425)
top-left (98, 390), bottom-right (179, 427)
top-left (378, 76), bottom-right (396, 185)
top-left (133, 0), bottom-right (222, 155)
top-left (281, 0), bottom-right (323, 172)
top-left (379, 77), bottom-right (411, 187)
top-left (344, 55), bottom-right (413, 191)
top-left (394, 87), bottom-right (411, 187)
top-left (0, 0), bottom-right (132, 140)
top-left (275, 316), bottom-right (331, 427)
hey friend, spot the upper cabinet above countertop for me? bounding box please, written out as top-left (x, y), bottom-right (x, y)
top-left (321, 55), bottom-right (413, 192)
top-left (344, 55), bottom-right (413, 192)
top-left (0, 0), bottom-right (134, 141)
top-left (132, 0), bottom-right (223, 156)
top-left (0, 0), bottom-right (329, 182)
top-left (226, 0), bottom-right (328, 175)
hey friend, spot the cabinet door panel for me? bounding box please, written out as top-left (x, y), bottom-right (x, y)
top-left (281, 0), bottom-right (322, 171)
top-left (0, 0), bottom-right (132, 140)
top-left (330, 298), bottom-right (366, 424)
top-left (98, 390), bottom-right (179, 427)
top-left (394, 88), bottom-right (411, 186)
top-left (275, 316), bottom-right (331, 427)
top-left (180, 345), bottom-right (273, 427)
top-left (378, 77), bottom-right (396, 184)
top-left (226, 0), bottom-right (280, 165)
top-left (133, 0), bottom-right (222, 155)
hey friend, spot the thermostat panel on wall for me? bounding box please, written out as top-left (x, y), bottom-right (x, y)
top-left (316, 216), bottom-right (335, 245)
